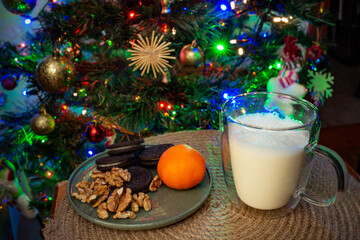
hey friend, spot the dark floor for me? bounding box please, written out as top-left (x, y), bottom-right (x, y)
top-left (1, 57), bottom-right (360, 240)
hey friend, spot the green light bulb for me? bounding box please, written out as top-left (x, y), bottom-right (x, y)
top-left (217, 45), bottom-right (224, 51)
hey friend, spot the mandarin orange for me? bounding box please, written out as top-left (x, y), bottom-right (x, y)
top-left (157, 144), bottom-right (206, 190)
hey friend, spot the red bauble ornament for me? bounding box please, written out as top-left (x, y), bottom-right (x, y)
top-left (1, 75), bottom-right (18, 90)
top-left (85, 123), bottom-right (106, 143)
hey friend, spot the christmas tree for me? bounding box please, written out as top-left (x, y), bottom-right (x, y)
top-left (0, 0), bottom-right (335, 218)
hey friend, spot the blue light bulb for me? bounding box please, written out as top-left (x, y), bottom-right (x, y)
top-left (220, 4), bottom-right (227, 11)
top-left (25, 19), bottom-right (31, 24)
top-left (223, 93), bottom-right (229, 99)
top-left (88, 150), bottom-right (94, 156)
top-left (22, 90), bottom-right (27, 96)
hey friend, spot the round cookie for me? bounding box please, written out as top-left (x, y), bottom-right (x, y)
top-left (138, 144), bottom-right (174, 167)
top-left (107, 139), bottom-right (145, 155)
top-left (123, 166), bottom-right (153, 193)
top-left (95, 154), bottom-right (136, 172)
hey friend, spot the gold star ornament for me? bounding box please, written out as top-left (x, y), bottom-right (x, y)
top-left (127, 31), bottom-right (176, 78)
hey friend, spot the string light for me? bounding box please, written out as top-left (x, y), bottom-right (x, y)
top-left (46, 171), bottom-right (53, 178)
top-left (223, 93), bottom-right (229, 99)
top-left (24, 19), bottom-right (31, 24)
top-left (281, 17), bottom-right (289, 23)
top-left (88, 150), bottom-right (94, 156)
top-left (62, 105), bottom-right (68, 110)
top-left (238, 47), bottom-right (244, 55)
top-left (230, 39), bottom-right (237, 44)
top-left (230, 1), bottom-right (235, 9)
top-left (73, 92), bottom-right (78, 96)
top-left (220, 4), bottom-right (227, 11)
top-left (129, 12), bottom-right (135, 18)
top-left (167, 104), bottom-right (172, 110)
top-left (162, 24), bottom-right (168, 33)
top-left (172, 27), bottom-right (176, 35)
top-left (273, 17), bottom-right (290, 23)
top-left (20, 43), bottom-right (26, 48)
top-left (82, 109), bottom-right (87, 115)
top-left (217, 44), bottom-right (224, 51)
top-left (273, 17), bottom-right (281, 23)
top-left (22, 90), bottom-right (27, 96)
top-left (159, 102), bottom-right (166, 109)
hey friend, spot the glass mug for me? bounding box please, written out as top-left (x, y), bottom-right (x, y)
top-left (220, 92), bottom-right (349, 218)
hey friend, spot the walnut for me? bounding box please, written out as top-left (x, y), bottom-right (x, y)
top-left (87, 184), bottom-right (110, 207)
top-left (75, 181), bottom-right (93, 195)
top-left (149, 175), bottom-right (162, 192)
top-left (71, 192), bottom-right (87, 203)
top-left (72, 181), bottom-right (93, 202)
top-left (116, 188), bottom-right (132, 212)
top-left (107, 188), bottom-right (123, 212)
top-left (143, 194), bottom-right (152, 211)
top-left (97, 202), bottom-right (109, 219)
top-left (90, 178), bottom-right (107, 190)
top-left (133, 192), bottom-right (145, 207)
top-left (75, 181), bottom-right (91, 190)
top-left (130, 200), bottom-right (140, 213)
top-left (112, 168), bottom-right (131, 182)
top-left (113, 211), bottom-right (136, 219)
top-left (91, 169), bottom-right (106, 180)
top-left (93, 185), bottom-right (110, 208)
top-left (105, 171), bottom-right (123, 188)
top-left (133, 192), bottom-right (152, 211)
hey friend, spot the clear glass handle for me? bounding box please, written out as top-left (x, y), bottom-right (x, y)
top-left (301, 145), bottom-right (349, 207)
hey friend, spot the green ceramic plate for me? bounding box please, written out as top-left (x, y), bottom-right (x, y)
top-left (66, 151), bottom-right (213, 230)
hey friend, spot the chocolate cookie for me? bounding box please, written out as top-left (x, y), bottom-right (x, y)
top-left (123, 166), bottom-right (153, 193)
top-left (138, 144), bottom-right (174, 167)
top-left (95, 154), bottom-right (136, 172)
top-left (107, 139), bottom-right (145, 156)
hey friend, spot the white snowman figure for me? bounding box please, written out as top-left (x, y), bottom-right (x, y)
top-left (267, 36), bottom-right (307, 98)
top-left (0, 158), bottom-right (37, 218)
top-left (267, 36), bottom-right (307, 114)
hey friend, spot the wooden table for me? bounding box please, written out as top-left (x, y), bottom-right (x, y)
top-left (44, 130), bottom-right (360, 240)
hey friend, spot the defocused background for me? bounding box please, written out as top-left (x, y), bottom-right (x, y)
top-left (0, 0), bottom-right (359, 239)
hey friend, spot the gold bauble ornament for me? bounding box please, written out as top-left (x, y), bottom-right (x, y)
top-left (180, 42), bottom-right (204, 67)
top-left (35, 55), bottom-right (76, 94)
top-left (30, 110), bottom-right (55, 135)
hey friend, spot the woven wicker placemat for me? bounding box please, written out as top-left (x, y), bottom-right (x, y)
top-left (43, 130), bottom-right (360, 240)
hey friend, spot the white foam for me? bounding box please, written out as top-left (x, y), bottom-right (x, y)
top-left (232, 113), bottom-right (308, 150)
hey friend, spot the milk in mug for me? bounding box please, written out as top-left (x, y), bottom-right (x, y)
top-left (228, 112), bottom-right (309, 210)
